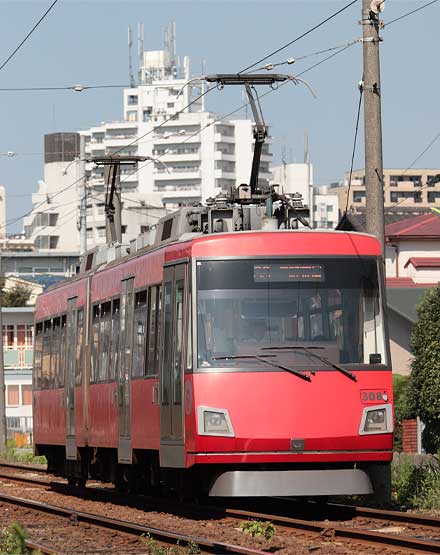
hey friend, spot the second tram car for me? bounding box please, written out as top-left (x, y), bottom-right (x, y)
top-left (33, 202), bottom-right (393, 499)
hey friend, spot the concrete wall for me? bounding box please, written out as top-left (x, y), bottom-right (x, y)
top-left (389, 310), bottom-right (413, 375)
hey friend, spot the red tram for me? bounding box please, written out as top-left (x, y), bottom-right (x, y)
top-left (33, 201), bottom-right (393, 499)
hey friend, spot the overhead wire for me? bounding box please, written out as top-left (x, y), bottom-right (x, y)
top-left (111, 85), bottom-right (216, 157)
top-left (5, 26), bottom-right (359, 233)
top-left (385, 0), bottom-right (439, 28)
top-left (238, 0), bottom-right (359, 73)
top-left (0, 84), bottom-right (128, 92)
top-left (0, 0), bottom-right (60, 73)
top-left (344, 86), bottom-right (364, 215)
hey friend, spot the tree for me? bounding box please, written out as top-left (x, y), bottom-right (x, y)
top-left (408, 286), bottom-right (440, 453)
top-left (1, 283), bottom-right (32, 307)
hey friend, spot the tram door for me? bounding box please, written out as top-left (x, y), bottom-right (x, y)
top-left (160, 264), bottom-right (187, 467)
top-left (118, 277), bottom-right (135, 464)
top-left (65, 297), bottom-right (78, 460)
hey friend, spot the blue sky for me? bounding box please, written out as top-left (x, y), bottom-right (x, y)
top-left (0, 1), bottom-right (438, 232)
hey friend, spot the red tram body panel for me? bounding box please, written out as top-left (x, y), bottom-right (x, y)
top-left (34, 230), bottom-right (393, 498)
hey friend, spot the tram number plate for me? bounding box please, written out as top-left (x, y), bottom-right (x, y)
top-left (360, 389), bottom-right (388, 404)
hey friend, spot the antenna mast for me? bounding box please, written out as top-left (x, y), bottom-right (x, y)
top-left (128, 25), bottom-right (135, 87)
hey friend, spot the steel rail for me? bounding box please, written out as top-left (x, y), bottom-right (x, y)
top-left (0, 492), bottom-right (267, 555)
top-left (24, 539), bottom-right (62, 555)
top-left (222, 507), bottom-right (440, 554)
top-left (327, 502), bottom-right (440, 528)
top-left (0, 461), bottom-right (47, 473)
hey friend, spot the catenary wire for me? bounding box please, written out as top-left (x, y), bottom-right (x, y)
top-left (111, 85), bottom-right (216, 157)
top-left (252, 38), bottom-right (361, 72)
top-left (385, 0), bottom-right (439, 28)
top-left (380, 130), bottom-right (440, 196)
top-left (344, 87), bottom-right (364, 215)
top-left (0, 0), bottom-right (60, 73)
top-left (0, 84), bottom-right (128, 92)
top-left (238, 0), bottom-right (359, 73)
top-left (6, 35), bottom-right (356, 233)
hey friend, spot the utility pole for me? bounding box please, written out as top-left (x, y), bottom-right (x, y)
top-left (362, 0), bottom-right (385, 253)
top-left (0, 255), bottom-right (6, 454)
top-left (78, 136), bottom-right (87, 256)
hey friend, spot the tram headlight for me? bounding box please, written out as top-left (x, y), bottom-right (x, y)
top-left (359, 404), bottom-right (393, 435)
top-left (198, 407), bottom-right (235, 437)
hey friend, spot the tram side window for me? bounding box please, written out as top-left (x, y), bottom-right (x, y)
top-left (162, 282), bottom-right (173, 404)
top-left (91, 305), bottom-right (100, 383)
top-left (75, 309), bottom-right (84, 385)
top-left (98, 302), bottom-right (111, 381)
top-left (41, 320), bottom-right (52, 389)
top-left (156, 286), bottom-right (162, 374)
top-left (109, 299), bottom-right (120, 381)
top-left (59, 315), bottom-right (66, 387)
top-left (147, 285), bottom-right (160, 376)
top-left (34, 322), bottom-right (43, 389)
top-left (132, 290), bottom-right (148, 378)
top-left (173, 281), bottom-right (184, 404)
top-left (186, 291), bottom-right (193, 371)
top-left (51, 317), bottom-right (61, 387)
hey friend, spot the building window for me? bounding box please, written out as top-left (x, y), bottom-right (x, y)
top-left (167, 102), bottom-right (175, 108)
top-left (86, 228), bottom-right (94, 240)
top-left (353, 191), bottom-right (365, 203)
top-left (97, 227), bottom-right (106, 238)
top-left (390, 175), bottom-right (422, 187)
top-left (22, 385), bottom-right (32, 405)
top-left (127, 111), bottom-right (137, 122)
top-left (327, 205), bottom-right (333, 212)
top-left (127, 95), bottom-right (138, 106)
top-left (7, 385), bottom-right (19, 406)
top-left (143, 108), bottom-right (152, 122)
top-left (3, 325), bottom-right (14, 348)
top-left (428, 192), bottom-right (440, 203)
top-left (17, 324), bottom-right (33, 347)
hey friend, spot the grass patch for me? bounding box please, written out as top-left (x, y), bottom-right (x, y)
top-left (1, 440), bottom-right (46, 465)
top-left (392, 455), bottom-right (440, 511)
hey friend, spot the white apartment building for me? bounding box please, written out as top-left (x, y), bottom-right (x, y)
top-left (313, 185), bottom-right (339, 229)
top-left (23, 27), bottom-right (272, 252)
top-left (271, 163), bottom-right (313, 205)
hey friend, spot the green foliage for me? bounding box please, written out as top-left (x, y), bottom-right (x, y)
top-left (240, 520), bottom-right (276, 541)
top-left (392, 456), bottom-right (440, 510)
top-left (140, 533), bottom-right (200, 555)
top-left (408, 286), bottom-right (440, 453)
top-left (392, 374), bottom-right (414, 451)
top-left (1, 283), bottom-right (32, 307)
top-left (0, 523), bottom-right (31, 554)
top-left (1, 441), bottom-right (46, 465)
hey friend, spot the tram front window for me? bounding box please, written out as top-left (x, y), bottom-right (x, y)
top-left (196, 258), bottom-right (388, 369)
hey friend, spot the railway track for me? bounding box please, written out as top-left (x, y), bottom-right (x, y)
top-left (1, 462), bottom-right (440, 553)
top-left (0, 490), bottom-right (267, 555)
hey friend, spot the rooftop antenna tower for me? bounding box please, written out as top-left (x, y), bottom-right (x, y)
top-left (137, 22), bottom-right (144, 83)
top-left (164, 21), bottom-right (177, 77)
top-left (128, 25), bottom-right (135, 87)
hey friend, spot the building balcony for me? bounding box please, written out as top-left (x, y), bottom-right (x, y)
top-left (154, 169), bottom-right (201, 180)
top-left (214, 133), bottom-right (235, 143)
top-left (160, 189), bottom-right (202, 199)
top-left (214, 169), bottom-right (236, 180)
top-left (214, 151), bottom-right (236, 161)
top-left (103, 136), bottom-right (137, 147)
top-left (154, 152), bottom-right (201, 163)
top-left (4, 348), bottom-right (33, 369)
top-left (154, 133), bottom-right (201, 144)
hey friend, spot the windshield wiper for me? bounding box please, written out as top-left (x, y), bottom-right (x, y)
top-left (212, 354), bottom-right (312, 382)
top-left (261, 347), bottom-right (357, 382)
